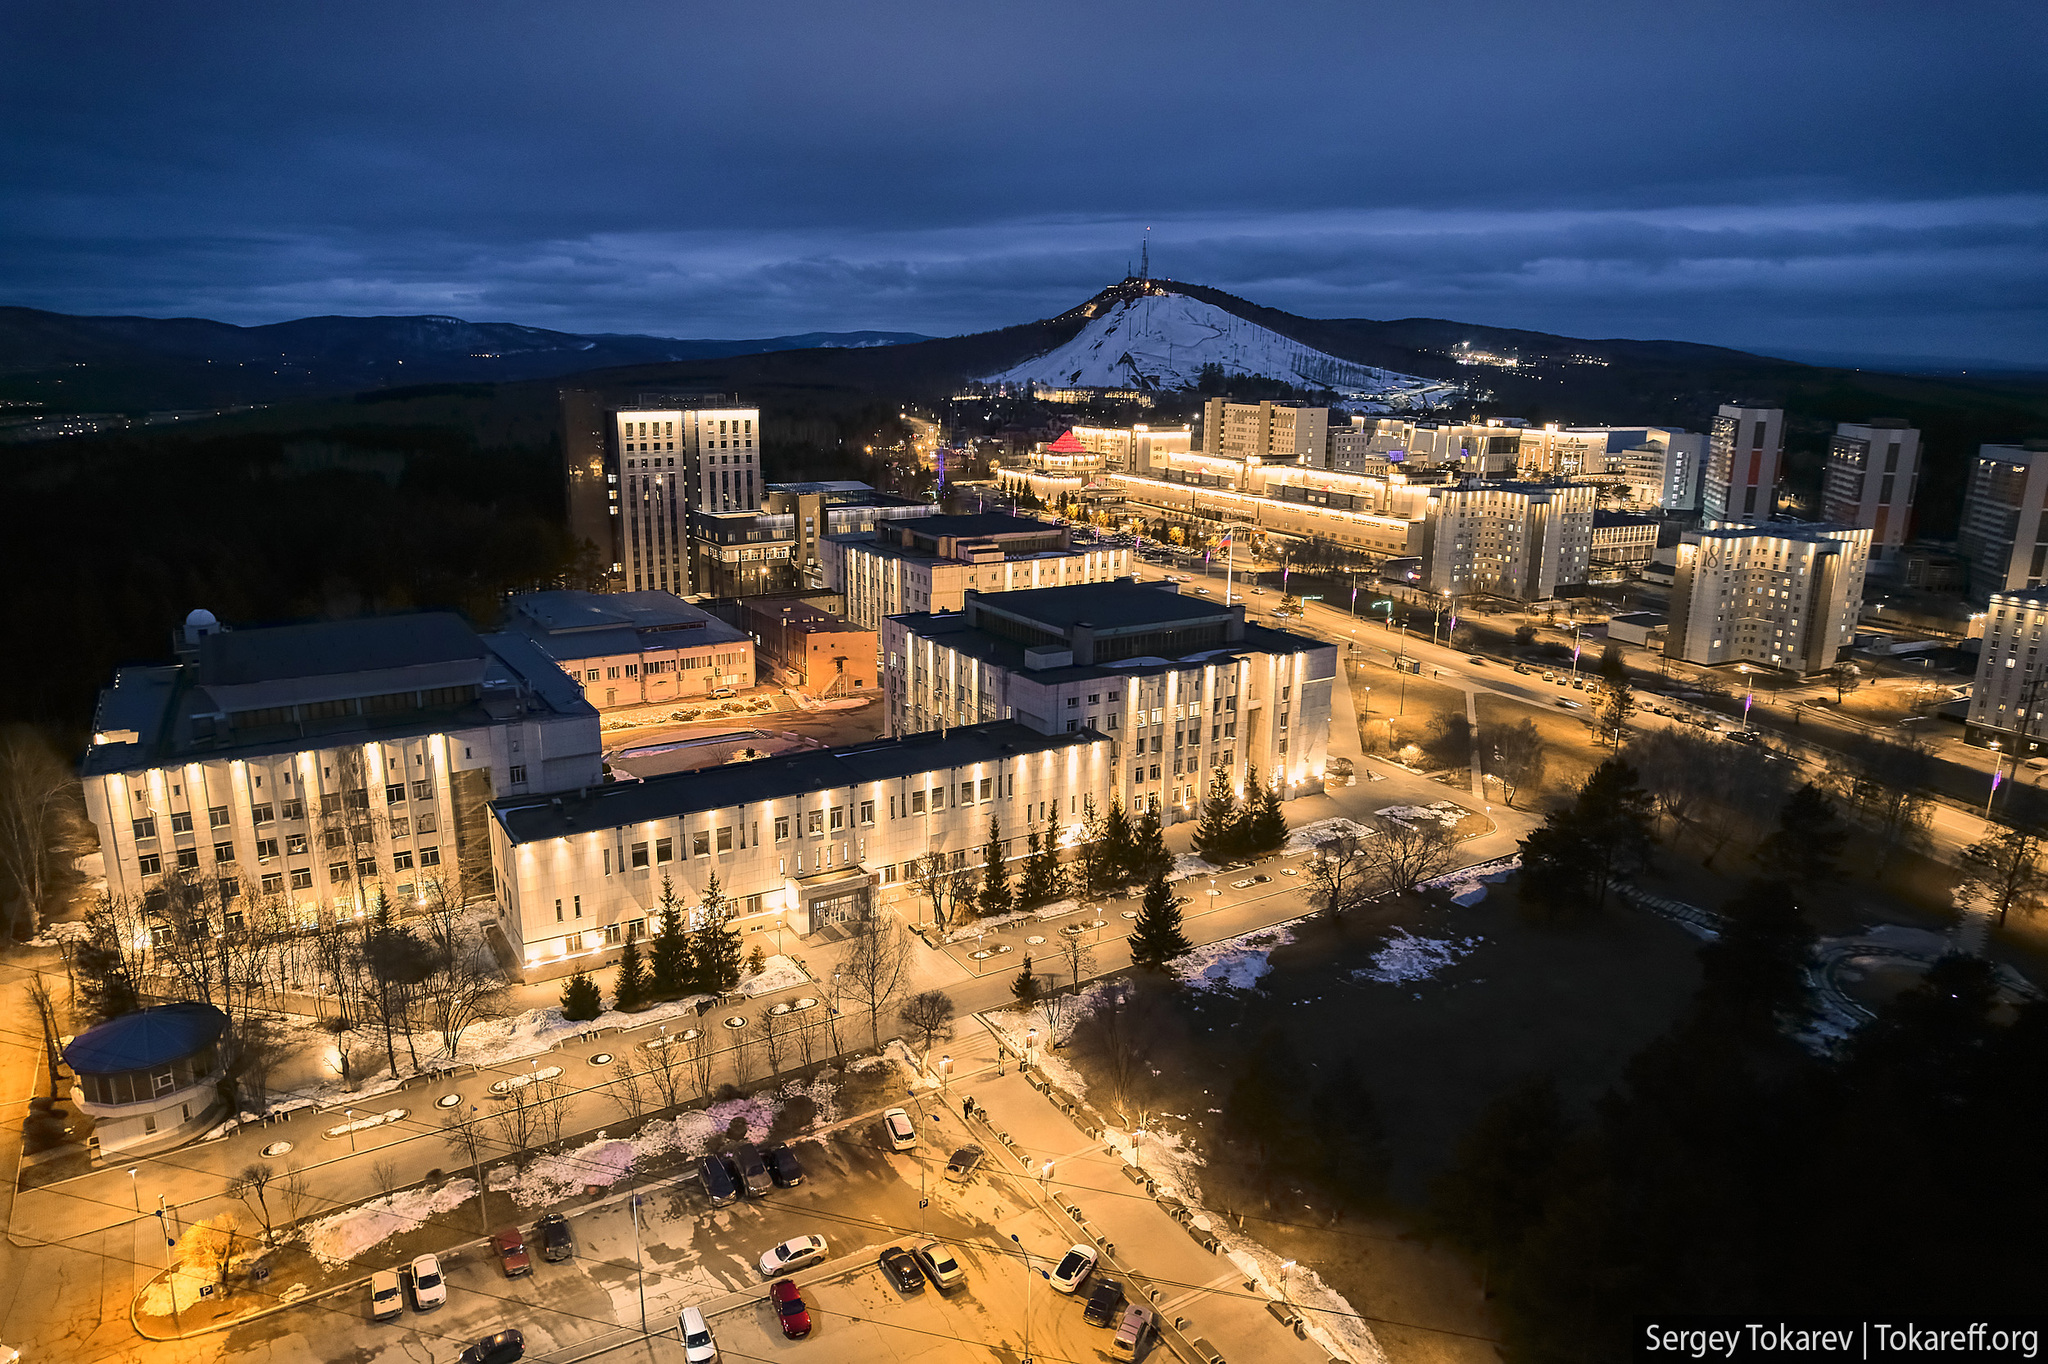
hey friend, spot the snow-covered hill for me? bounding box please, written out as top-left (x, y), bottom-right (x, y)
top-left (983, 290), bottom-right (1463, 409)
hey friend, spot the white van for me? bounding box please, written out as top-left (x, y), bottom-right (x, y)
top-left (679, 1305), bottom-right (718, 1363)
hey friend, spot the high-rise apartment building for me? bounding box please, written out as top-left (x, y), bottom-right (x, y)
top-left (559, 389), bottom-right (762, 595)
top-left (1664, 523), bottom-right (1870, 673)
top-left (1703, 405), bottom-right (1784, 524)
top-left (1201, 400), bottom-right (1329, 464)
top-left (1616, 428), bottom-right (1707, 509)
top-left (1822, 419), bottom-right (1920, 559)
top-left (1067, 423), bottom-right (1190, 474)
top-left (1419, 481), bottom-right (1598, 601)
top-left (1964, 586), bottom-right (2048, 751)
top-left (1957, 442), bottom-right (2048, 598)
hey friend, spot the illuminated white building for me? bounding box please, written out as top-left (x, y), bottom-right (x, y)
top-left (612, 398), bottom-right (763, 594)
top-left (1959, 442), bottom-right (2048, 598)
top-left (881, 580), bottom-right (1335, 818)
top-left (1704, 405), bottom-right (1785, 525)
top-left (1068, 423), bottom-right (1190, 473)
top-left (1822, 419), bottom-right (1921, 560)
top-left (81, 610), bottom-right (602, 925)
top-left (1420, 481), bottom-right (1599, 601)
top-left (822, 513), bottom-right (1130, 630)
top-left (1664, 523), bottom-right (1871, 673)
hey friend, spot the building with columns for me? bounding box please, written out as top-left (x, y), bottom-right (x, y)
top-left (821, 513), bottom-right (1130, 631)
top-left (880, 580), bottom-right (1334, 820)
top-left (81, 610), bottom-right (602, 925)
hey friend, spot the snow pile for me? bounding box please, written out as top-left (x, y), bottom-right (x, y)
top-left (493, 1138), bottom-right (637, 1206)
top-left (1031, 898), bottom-right (1082, 920)
top-left (1353, 929), bottom-right (1480, 985)
top-left (738, 954), bottom-right (808, 998)
top-left (639, 1095), bottom-right (778, 1161)
top-left (1284, 817), bottom-right (1373, 853)
top-left (141, 1266), bottom-right (217, 1318)
top-left (1101, 1123), bottom-right (1208, 1204)
top-left (1170, 853), bottom-right (1221, 881)
top-left (1174, 922), bottom-right (1299, 993)
top-left (942, 909), bottom-right (1031, 942)
top-left (1375, 801), bottom-right (1467, 828)
top-left (982, 980), bottom-right (1117, 1098)
top-left (25, 920), bottom-right (92, 948)
top-left (984, 291), bottom-right (1459, 410)
top-left (781, 1073), bottom-right (840, 1128)
top-left (1225, 1240), bottom-right (1390, 1364)
top-left (1417, 854), bottom-right (1520, 907)
top-left (440, 993), bottom-right (715, 1073)
top-left (303, 1178), bottom-right (478, 1267)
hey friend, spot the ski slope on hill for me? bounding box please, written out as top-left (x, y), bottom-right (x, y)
top-left (983, 291), bottom-right (1462, 408)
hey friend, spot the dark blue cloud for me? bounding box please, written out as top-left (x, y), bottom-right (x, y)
top-left (2, 0), bottom-right (2044, 359)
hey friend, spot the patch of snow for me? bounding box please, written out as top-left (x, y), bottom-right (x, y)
top-left (25, 920), bottom-right (91, 948)
top-left (493, 1138), bottom-right (636, 1207)
top-left (847, 1053), bottom-right (896, 1073)
top-left (1352, 929), bottom-right (1480, 985)
top-left (738, 954), bottom-right (807, 997)
top-left (983, 981), bottom-right (1118, 1098)
top-left (1031, 898), bottom-right (1082, 920)
top-left (1417, 854), bottom-right (1520, 906)
top-left (1284, 817), bottom-right (1373, 853)
top-left (1226, 1239), bottom-right (1390, 1364)
top-left (1170, 853), bottom-right (1220, 881)
top-left (942, 909), bottom-right (1031, 943)
top-left (984, 291), bottom-right (1459, 412)
top-left (1374, 802), bottom-right (1466, 828)
top-left (1174, 922), bottom-right (1299, 993)
top-left (303, 1178), bottom-right (478, 1267)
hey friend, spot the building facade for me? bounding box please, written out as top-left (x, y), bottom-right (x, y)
top-left (823, 513), bottom-right (1130, 630)
top-left (881, 580), bottom-right (1335, 820)
top-left (691, 483), bottom-right (927, 597)
top-left (488, 722), bottom-right (1116, 975)
top-left (1964, 586), bottom-right (2048, 750)
top-left (1957, 443), bottom-right (2048, 598)
top-left (81, 610), bottom-right (602, 919)
top-left (1590, 511), bottom-right (1661, 569)
top-left (504, 591), bottom-right (754, 710)
top-left (1615, 428), bottom-right (1707, 510)
top-left (1822, 419), bottom-right (1921, 560)
top-left (1419, 481), bottom-right (1599, 601)
top-left (1200, 400), bottom-right (1329, 464)
top-left (727, 598), bottom-right (878, 695)
top-left (1663, 523), bottom-right (1871, 673)
top-left (1703, 405), bottom-right (1784, 525)
top-left (1068, 423), bottom-right (1190, 474)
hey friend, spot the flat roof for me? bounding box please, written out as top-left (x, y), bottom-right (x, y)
top-left (894, 606), bottom-right (1330, 685)
top-left (198, 613), bottom-right (485, 685)
top-left (507, 590), bottom-right (747, 660)
top-left (969, 579), bottom-right (1231, 631)
top-left (893, 513), bottom-right (1060, 539)
top-left (494, 721), bottom-right (1103, 844)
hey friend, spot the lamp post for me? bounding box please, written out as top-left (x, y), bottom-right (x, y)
top-left (774, 910), bottom-right (785, 956)
top-left (128, 1166), bottom-right (140, 1213)
top-left (939, 1054), bottom-right (952, 1100)
top-left (1280, 1259), bottom-right (1297, 1307)
top-left (1986, 740), bottom-right (2005, 817)
top-left (1024, 1026), bottom-right (1038, 1070)
top-left (1011, 1232), bottom-right (1037, 1364)
top-left (631, 1190), bottom-right (648, 1337)
top-left (1740, 664), bottom-right (1755, 730)
top-left (343, 1109), bottom-right (356, 1153)
top-left (154, 1200), bottom-right (180, 1330)
top-left (466, 1105), bottom-right (488, 1234)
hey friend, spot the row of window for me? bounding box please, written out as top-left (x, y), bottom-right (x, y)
top-left (135, 843), bottom-right (440, 885)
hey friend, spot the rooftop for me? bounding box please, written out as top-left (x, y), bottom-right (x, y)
top-left (970, 579), bottom-right (1230, 632)
top-left (63, 1002), bottom-right (227, 1075)
top-left (506, 590), bottom-right (747, 661)
top-left (890, 513), bottom-right (1058, 540)
top-left (493, 721), bottom-right (1104, 844)
top-left (1593, 510), bottom-right (1661, 528)
top-left (198, 613), bottom-right (485, 686)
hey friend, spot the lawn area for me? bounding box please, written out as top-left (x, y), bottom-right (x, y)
top-left (1473, 690), bottom-right (1604, 813)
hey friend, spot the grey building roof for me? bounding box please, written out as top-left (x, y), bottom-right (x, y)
top-left (892, 604), bottom-right (1329, 686)
top-left (63, 1002), bottom-right (227, 1075)
top-left (1593, 511), bottom-right (1661, 529)
top-left (505, 590), bottom-right (748, 662)
top-left (885, 513), bottom-right (1056, 539)
top-left (198, 613), bottom-right (486, 685)
top-left (493, 721), bottom-right (1103, 845)
top-left (968, 580), bottom-right (1229, 631)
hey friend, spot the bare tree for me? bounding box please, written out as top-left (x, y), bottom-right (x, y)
top-left (759, 1007), bottom-right (786, 1076)
top-left (908, 849), bottom-right (977, 934)
top-left (276, 1166), bottom-right (315, 1228)
top-left (729, 1020), bottom-right (752, 1086)
top-left (841, 910), bottom-right (915, 1050)
top-left (1056, 932), bottom-right (1094, 998)
top-left (644, 1032), bottom-right (690, 1110)
top-left (1072, 985), bottom-right (1158, 1127)
top-left (0, 724), bottom-right (86, 940)
top-left (24, 974), bottom-right (63, 1095)
top-left (530, 1072), bottom-right (570, 1151)
top-left (897, 990), bottom-right (956, 1067)
top-left (491, 1079), bottom-right (547, 1165)
top-left (1361, 814), bottom-right (1460, 896)
top-left (416, 882), bottom-right (508, 1060)
top-left (321, 1016), bottom-right (361, 1089)
top-left (231, 1015), bottom-right (294, 1117)
top-left (1829, 732), bottom-right (1935, 871)
top-left (792, 1007), bottom-right (819, 1070)
top-left (439, 1108), bottom-right (492, 1232)
top-left (685, 1024), bottom-right (716, 1099)
top-left (607, 1055), bottom-right (649, 1124)
top-left (1305, 832), bottom-right (1375, 918)
top-left (1625, 728), bottom-right (1791, 865)
top-left (1957, 825), bottom-right (2047, 928)
top-left (1487, 719), bottom-right (1547, 809)
top-left (371, 1159), bottom-right (402, 1200)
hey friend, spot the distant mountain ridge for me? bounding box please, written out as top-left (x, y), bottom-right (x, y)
top-left (0, 306), bottom-right (930, 409)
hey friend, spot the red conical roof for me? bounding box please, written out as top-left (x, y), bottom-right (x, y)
top-left (1046, 430), bottom-right (1087, 454)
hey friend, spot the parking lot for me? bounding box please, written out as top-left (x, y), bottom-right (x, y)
top-left (224, 1100), bottom-right (1155, 1364)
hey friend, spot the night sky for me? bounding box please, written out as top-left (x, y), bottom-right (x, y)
top-left (3, 0), bottom-right (2044, 362)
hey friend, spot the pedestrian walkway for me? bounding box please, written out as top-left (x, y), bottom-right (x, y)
top-left (935, 1023), bottom-right (1346, 1364)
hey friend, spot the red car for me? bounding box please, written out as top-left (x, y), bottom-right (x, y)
top-left (491, 1226), bottom-right (532, 1278)
top-left (769, 1278), bottom-right (811, 1338)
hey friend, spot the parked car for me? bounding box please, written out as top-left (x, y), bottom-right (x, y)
top-left (699, 1154), bottom-right (739, 1207)
top-left (1228, 873), bottom-right (1272, 889)
top-left (913, 1240), bottom-right (965, 1290)
top-left (408, 1254), bottom-right (446, 1310)
top-left (766, 1144), bottom-right (806, 1187)
top-left (732, 1143), bottom-right (773, 1197)
top-left (769, 1279), bottom-right (812, 1339)
top-left (1050, 1243), bottom-right (1098, 1293)
top-left (1112, 1303), bottom-right (1157, 1359)
top-left (1725, 729), bottom-right (1760, 745)
top-left (1084, 1278), bottom-right (1127, 1326)
top-left (1172, 895), bottom-right (1192, 908)
top-left (944, 1145), bottom-right (984, 1182)
top-left (491, 1226), bottom-right (531, 1278)
top-left (537, 1213), bottom-right (574, 1262)
top-left (883, 1107), bottom-right (918, 1151)
top-left (759, 1234), bottom-right (829, 1278)
top-left (458, 1330), bottom-right (525, 1364)
top-left (679, 1305), bottom-right (718, 1363)
top-left (878, 1246), bottom-right (926, 1293)
top-left (369, 1269), bottom-right (404, 1321)
top-left (709, 687), bottom-right (737, 699)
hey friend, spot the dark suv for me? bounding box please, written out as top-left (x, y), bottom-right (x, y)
top-left (733, 1143), bottom-right (773, 1198)
top-left (766, 1144), bottom-right (805, 1187)
top-left (537, 1213), bottom-right (574, 1262)
top-left (699, 1154), bottom-right (738, 1207)
top-left (1084, 1278), bottom-right (1126, 1327)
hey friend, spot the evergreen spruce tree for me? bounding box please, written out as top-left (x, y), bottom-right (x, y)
top-left (1193, 765), bottom-right (1243, 863)
top-left (1755, 782), bottom-right (1847, 886)
top-left (612, 934), bottom-right (647, 1012)
top-left (1100, 798), bottom-right (1137, 889)
top-left (1010, 956), bottom-right (1041, 1007)
top-left (1041, 803), bottom-right (1068, 900)
top-left (1077, 795), bottom-right (1111, 894)
top-left (1246, 765), bottom-right (1288, 853)
top-left (1127, 872), bottom-right (1191, 971)
top-left (648, 874), bottom-right (692, 998)
top-left (691, 873), bottom-right (744, 995)
top-left (1518, 758), bottom-right (1657, 917)
top-left (1019, 808), bottom-right (1065, 904)
top-left (559, 969), bottom-right (602, 1022)
top-left (978, 815), bottom-right (1014, 919)
top-left (1129, 804), bottom-right (1173, 883)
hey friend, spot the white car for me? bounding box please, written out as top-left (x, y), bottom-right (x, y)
top-left (883, 1107), bottom-right (917, 1151)
top-left (370, 1269), bottom-right (404, 1321)
top-left (914, 1239), bottom-right (965, 1290)
top-left (759, 1234), bottom-right (829, 1278)
top-left (1050, 1243), bottom-right (1098, 1293)
top-left (408, 1253), bottom-right (447, 1310)
top-left (679, 1305), bottom-right (718, 1363)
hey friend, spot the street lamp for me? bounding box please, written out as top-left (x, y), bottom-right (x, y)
top-left (1986, 740), bottom-right (2005, 817)
top-left (128, 1166), bottom-right (140, 1213)
top-left (1011, 1232), bottom-right (1039, 1364)
top-left (774, 910), bottom-right (785, 956)
top-left (1279, 1259), bottom-right (1297, 1306)
top-left (1024, 1026), bottom-right (1038, 1070)
top-left (343, 1108), bottom-right (356, 1153)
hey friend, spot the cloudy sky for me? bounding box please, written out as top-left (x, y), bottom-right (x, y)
top-left (4, 0), bottom-right (2044, 362)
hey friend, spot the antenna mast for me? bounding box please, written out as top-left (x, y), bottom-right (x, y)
top-left (1141, 228), bottom-right (1150, 281)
